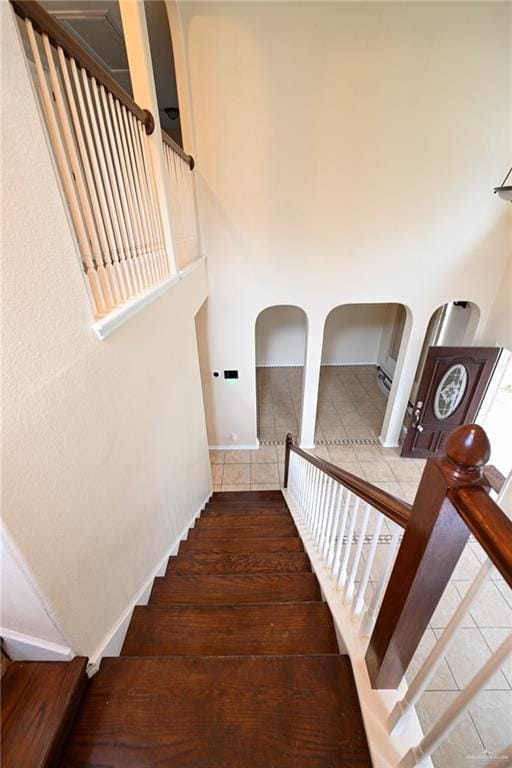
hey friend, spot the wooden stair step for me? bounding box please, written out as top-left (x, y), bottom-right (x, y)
top-left (122, 603), bottom-right (339, 656)
top-left (61, 655), bottom-right (371, 767)
top-left (203, 506), bottom-right (289, 517)
top-left (179, 537), bottom-right (303, 554)
top-left (190, 520), bottom-right (297, 539)
top-left (210, 490), bottom-right (284, 504)
top-left (1, 657), bottom-right (88, 768)
top-left (150, 573), bottom-right (322, 604)
top-left (167, 552), bottom-right (311, 574)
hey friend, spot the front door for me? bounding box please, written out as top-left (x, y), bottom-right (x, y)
top-left (401, 346), bottom-right (502, 458)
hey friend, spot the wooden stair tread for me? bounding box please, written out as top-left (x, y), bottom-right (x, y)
top-left (211, 490), bottom-right (284, 503)
top-left (1, 657), bottom-right (88, 768)
top-left (122, 603), bottom-right (339, 656)
top-left (195, 512), bottom-right (293, 526)
top-left (150, 573), bottom-right (322, 604)
top-left (203, 506), bottom-right (289, 517)
top-left (167, 552), bottom-right (310, 574)
top-left (190, 520), bottom-right (297, 538)
top-left (61, 655), bottom-right (371, 767)
top-left (179, 537), bottom-right (303, 554)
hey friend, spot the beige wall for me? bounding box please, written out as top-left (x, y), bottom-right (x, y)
top-left (178, 0), bottom-right (511, 447)
top-left (1, 5), bottom-right (211, 658)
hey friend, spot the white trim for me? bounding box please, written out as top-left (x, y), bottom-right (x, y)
top-left (86, 491), bottom-right (210, 673)
top-left (179, 254), bottom-right (206, 279)
top-left (93, 277), bottom-right (179, 339)
top-left (93, 256), bottom-right (206, 340)
top-left (378, 436), bottom-right (400, 449)
top-left (0, 628), bottom-right (75, 661)
top-left (299, 443), bottom-right (316, 450)
top-left (282, 488), bottom-right (432, 768)
top-left (255, 362), bottom-right (378, 369)
top-left (208, 443), bottom-right (259, 450)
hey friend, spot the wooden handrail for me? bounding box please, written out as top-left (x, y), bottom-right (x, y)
top-left (284, 434), bottom-right (411, 528)
top-left (161, 130), bottom-right (195, 169)
top-left (10, 0), bottom-right (155, 134)
top-left (450, 485), bottom-right (512, 588)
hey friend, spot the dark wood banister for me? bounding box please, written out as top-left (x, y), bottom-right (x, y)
top-left (450, 485), bottom-right (512, 588)
top-left (11, 0), bottom-right (155, 134)
top-left (365, 423), bottom-right (511, 688)
top-left (284, 433), bottom-right (411, 529)
top-left (161, 131), bottom-right (195, 169)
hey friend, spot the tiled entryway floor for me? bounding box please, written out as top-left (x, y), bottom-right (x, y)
top-left (209, 441), bottom-right (511, 765)
top-left (256, 364), bottom-right (387, 444)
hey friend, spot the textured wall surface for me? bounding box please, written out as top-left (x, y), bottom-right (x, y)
top-left (2, 5), bottom-right (211, 657)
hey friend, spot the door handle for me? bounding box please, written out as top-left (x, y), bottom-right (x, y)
top-left (412, 401), bottom-right (424, 430)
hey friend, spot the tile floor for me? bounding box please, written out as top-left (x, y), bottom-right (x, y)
top-left (209, 366), bottom-right (511, 767)
top-left (256, 364), bottom-right (387, 444)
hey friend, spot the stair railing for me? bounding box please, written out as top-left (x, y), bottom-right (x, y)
top-left (161, 133), bottom-right (199, 271)
top-left (284, 433), bottom-right (411, 637)
top-left (284, 426), bottom-right (512, 767)
top-left (10, 0), bottom-right (199, 318)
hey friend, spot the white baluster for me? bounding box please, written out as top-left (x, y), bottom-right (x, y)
top-left (361, 521), bottom-right (401, 636)
top-left (389, 557), bottom-right (494, 732)
top-left (398, 634), bottom-right (512, 768)
top-left (345, 501), bottom-right (371, 605)
top-left (327, 485), bottom-right (344, 569)
top-left (323, 482), bottom-right (340, 560)
top-left (314, 474), bottom-right (327, 544)
top-left (331, 488), bottom-right (351, 580)
top-left (25, 21), bottom-right (109, 315)
top-left (315, 474), bottom-right (329, 546)
top-left (353, 512), bottom-right (384, 617)
top-left (337, 496), bottom-right (361, 589)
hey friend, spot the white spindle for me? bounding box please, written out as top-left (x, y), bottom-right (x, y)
top-left (353, 512), bottom-right (384, 617)
top-left (25, 21), bottom-right (108, 315)
top-left (315, 474), bottom-right (329, 545)
top-left (398, 634), bottom-right (512, 768)
top-left (138, 122), bottom-right (168, 279)
top-left (345, 501), bottom-right (371, 605)
top-left (322, 482), bottom-right (340, 559)
top-left (327, 486), bottom-right (344, 568)
top-left (80, 71), bottom-right (123, 305)
top-left (361, 521), bottom-right (401, 636)
top-left (389, 557), bottom-right (495, 732)
top-left (337, 496), bottom-right (361, 589)
top-left (332, 489), bottom-right (352, 580)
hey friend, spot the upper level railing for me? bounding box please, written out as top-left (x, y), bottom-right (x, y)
top-left (284, 425), bottom-right (512, 768)
top-left (11, 0), bottom-right (199, 318)
top-left (161, 132), bottom-right (200, 271)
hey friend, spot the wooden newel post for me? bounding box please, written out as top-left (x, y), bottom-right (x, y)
top-left (283, 433), bottom-right (293, 488)
top-left (366, 424), bottom-right (491, 689)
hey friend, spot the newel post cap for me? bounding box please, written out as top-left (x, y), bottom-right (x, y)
top-left (445, 424), bottom-right (491, 474)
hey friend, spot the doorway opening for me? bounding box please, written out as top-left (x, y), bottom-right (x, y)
top-left (255, 306), bottom-right (307, 444)
top-left (315, 304), bottom-right (406, 444)
top-left (477, 350), bottom-right (512, 478)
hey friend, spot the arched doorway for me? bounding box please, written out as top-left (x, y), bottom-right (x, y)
top-left (255, 306), bottom-right (307, 444)
top-left (315, 303), bottom-right (407, 444)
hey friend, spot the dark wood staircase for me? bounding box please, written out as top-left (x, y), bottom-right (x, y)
top-left (2, 491), bottom-right (372, 767)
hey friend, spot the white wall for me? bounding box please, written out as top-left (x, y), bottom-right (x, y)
top-left (255, 306), bottom-right (306, 366)
top-left (321, 304), bottom-right (388, 365)
top-left (174, 1), bottom-right (511, 448)
top-left (2, 4), bottom-right (211, 659)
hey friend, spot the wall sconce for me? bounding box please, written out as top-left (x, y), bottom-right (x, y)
top-left (494, 167), bottom-right (512, 202)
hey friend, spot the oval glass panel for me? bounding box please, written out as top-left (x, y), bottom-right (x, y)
top-left (433, 364), bottom-right (468, 421)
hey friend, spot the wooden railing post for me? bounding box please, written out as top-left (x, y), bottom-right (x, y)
top-left (365, 424), bottom-right (491, 689)
top-left (283, 433), bottom-right (293, 488)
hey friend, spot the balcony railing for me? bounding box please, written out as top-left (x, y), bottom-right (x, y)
top-left (11, 0), bottom-right (200, 319)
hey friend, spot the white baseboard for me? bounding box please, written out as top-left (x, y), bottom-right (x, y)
top-left (86, 492), bottom-right (211, 674)
top-left (0, 628), bottom-right (75, 661)
top-left (378, 436), bottom-right (400, 449)
top-left (208, 443), bottom-right (259, 450)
